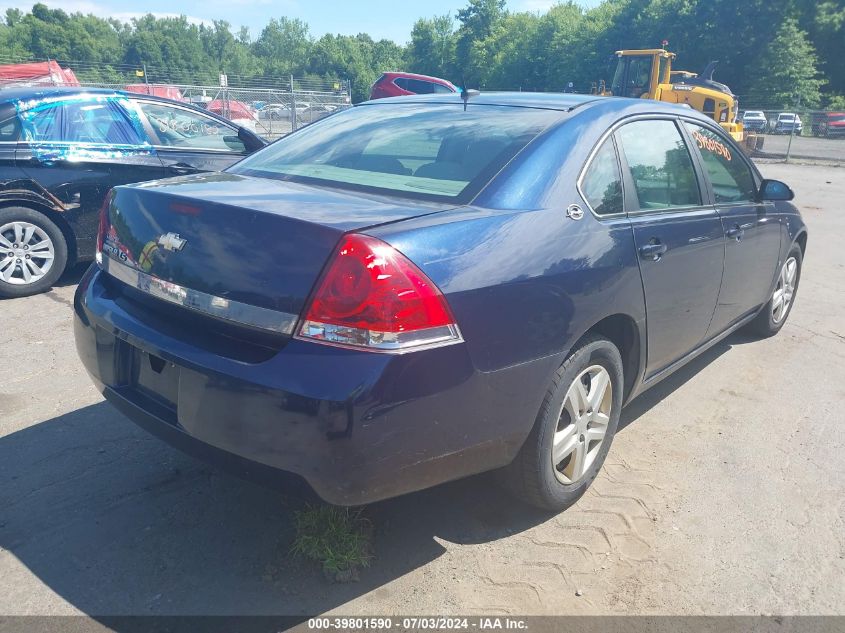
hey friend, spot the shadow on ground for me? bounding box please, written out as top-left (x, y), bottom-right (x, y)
top-left (56, 262), bottom-right (90, 288)
top-left (0, 332), bottom-right (748, 616)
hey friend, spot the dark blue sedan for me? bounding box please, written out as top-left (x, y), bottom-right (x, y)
top-left (73, 93), bottom-right (807, 511)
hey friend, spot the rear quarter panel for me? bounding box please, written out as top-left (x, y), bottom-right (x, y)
top-left (370, 106), bottom-right (648, 422)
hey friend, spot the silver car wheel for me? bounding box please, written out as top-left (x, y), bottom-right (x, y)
top-left (0, 221), bottom-right (56, 285)
top-left (772, 256), bottom-right (798, 324)
top-left (552, 364), bottom-right (612, 484)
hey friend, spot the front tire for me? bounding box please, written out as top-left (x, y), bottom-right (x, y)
top-left (503, 335), bottom-right (624, 511)
top-left (0, 207), bottom-right (68, 299)
top-left (747, 245), bottom-right (802, 338)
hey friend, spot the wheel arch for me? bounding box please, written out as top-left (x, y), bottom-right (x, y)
top-left (794, 229), bottom-right (808, 257)
top-left (573, 313), bottom-right (643, 403)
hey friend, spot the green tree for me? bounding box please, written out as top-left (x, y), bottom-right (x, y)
top-left (809, 1), bottom-right (845, 97)
top-left (407, 15), bottom-right (456, 79)
top-left (253, 17), bottom-right (311, 78)
top-left (455, 0), bottom-right (506, 83)
top-left (749, 18), bottom-right (825, 108)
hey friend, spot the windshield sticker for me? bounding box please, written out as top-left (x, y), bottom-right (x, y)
top-left (692, 130), bottom-right (732, 161)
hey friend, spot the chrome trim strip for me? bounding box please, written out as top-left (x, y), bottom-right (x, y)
top-left (295, 320), bottom-right (464, 354)
top-left (100, 254), bottom-right (298, 335)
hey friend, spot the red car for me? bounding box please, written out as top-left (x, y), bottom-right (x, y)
top-left (812, 112), bottom-right (845, 138)
top-left (370, 72), bottom-right (457, 100)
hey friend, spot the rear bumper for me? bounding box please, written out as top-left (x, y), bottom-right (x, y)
top-left (74, 266), bottom-right (552, 505)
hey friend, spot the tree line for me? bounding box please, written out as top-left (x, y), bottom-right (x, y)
top-left (1, 0), bottom-right (843, 108)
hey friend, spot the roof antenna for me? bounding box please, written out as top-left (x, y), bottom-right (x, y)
top-left (460, 74), bottom-right (479, 111)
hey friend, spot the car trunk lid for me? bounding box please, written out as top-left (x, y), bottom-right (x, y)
top-left (100, 172), bottom-right (450, 333)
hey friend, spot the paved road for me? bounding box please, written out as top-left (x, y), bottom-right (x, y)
top-left (0, 163), bottom-right (843, 617)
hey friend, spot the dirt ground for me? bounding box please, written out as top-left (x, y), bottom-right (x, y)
top-left (0, 162), bottom-right (843, 617)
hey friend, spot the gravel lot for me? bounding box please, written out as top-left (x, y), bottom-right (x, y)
top-left (757, 133), bottom-right (845, 162)
top-left (0, 162), bottom-right (843, 617)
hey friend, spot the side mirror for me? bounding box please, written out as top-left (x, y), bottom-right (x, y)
top-left (237, 127), bottom-right (267, 153)
top-left (222, 135), bottom-right (246, 153)
top-left (758, 179), bottom-right (794, 202)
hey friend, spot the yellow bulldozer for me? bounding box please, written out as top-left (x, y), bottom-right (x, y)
top-left (592, 48), bottom-right (745, 142)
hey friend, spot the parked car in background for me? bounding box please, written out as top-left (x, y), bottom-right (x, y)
top-left (741, 110), bottom-right (767, 133)
top-left (258, 101), bottom-right (309, 121)
top-left (0, 87), bottom-right (266, 297)
top-left (206, 99), bottom-right (258, 132)
top-left (811, 111), bottom-right (845, 138)
top-left (773, 112), bottom-right (802, 135)
top-left (299, 103), bottom-right (337, 124)
top-left (75, 93), bottom-right (806, 511)
top-left (124, 84), bottom-right (184, 101)
top-left (370, 72), bottom-right (458, 100)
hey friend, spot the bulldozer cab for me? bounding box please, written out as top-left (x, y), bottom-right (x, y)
top-left (610, 49), bottom-right (674, 99)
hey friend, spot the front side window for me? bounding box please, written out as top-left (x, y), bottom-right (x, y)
top-left (580, 138), bottom-right (623, 215)
top-left (685, 122), bottom-right (756, 203)
top-left (135, 102), bottom-right (242, 152)
top-left (19, 97), bottom-right (142, 145)
top-left (230, 104), bottom-right (561, 202)
top-left (611, 55), bottom-right (654, 99)
top-left (616, 119), bottom-right (701, 210)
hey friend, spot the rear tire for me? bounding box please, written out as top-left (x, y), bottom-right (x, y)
top-left (747, 245), bottom-right (802, 338)
top-left (0, 206), bottom-right (68, 299)
top-left (502, 335), bottom-right (623, 512)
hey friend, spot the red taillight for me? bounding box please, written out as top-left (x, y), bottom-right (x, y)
top-left (297, 234), bottom-right (462, 352)
top-left (95, 189), bottom-right (114, 265)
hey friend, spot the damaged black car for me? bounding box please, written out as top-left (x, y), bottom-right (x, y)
top-left (0, 86), bottom-right (265, 297)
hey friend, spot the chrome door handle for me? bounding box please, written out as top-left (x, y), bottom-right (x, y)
top-left (639, 241), bottom-right (668, 261)
top-left (168, 163), bottom-right (199, 175)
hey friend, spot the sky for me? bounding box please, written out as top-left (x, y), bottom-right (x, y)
top-left (1, 0), bottom-right (603, 44)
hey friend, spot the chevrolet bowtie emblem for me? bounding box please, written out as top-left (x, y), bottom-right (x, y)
top-left (157, 232), bottom-right (187, 252)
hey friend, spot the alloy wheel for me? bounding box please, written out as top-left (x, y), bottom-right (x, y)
top-left (0, 221), bottom-right (56, 285)
top-left (552, 364), bottom-right (612, 484)
top-left (772, 256), bottom-right (798, 324)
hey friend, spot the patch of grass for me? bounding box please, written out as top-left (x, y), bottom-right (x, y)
top-left (290, 504), bottom-right (373, 580)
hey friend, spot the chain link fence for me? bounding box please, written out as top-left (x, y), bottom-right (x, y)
top-left (741, 108), bottom-right (845, 163)
top-left (72, 81), bottom-right (351, 140)
top-left (0, 56), bottom-right (352, 140)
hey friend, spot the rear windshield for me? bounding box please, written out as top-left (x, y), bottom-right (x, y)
top-left (229, 103), bottom-right (562, 202)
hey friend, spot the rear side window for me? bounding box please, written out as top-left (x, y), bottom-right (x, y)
top-left (432, 83), bottom-right (454, 94)
top-left (580, 138), bottom-right (623, 215)
top-left (617, 119), bottom-right (701, 210)
top-left (20, 98), bottom-right (143, 145)
top-left (0, 117), bottom-right (20, 142)
top-left (230, 104), bottom-right (561, 202)
top-left (685, 122), bottom-right (756, 203)
top-left (394, 77), bottom-right (436, 94)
